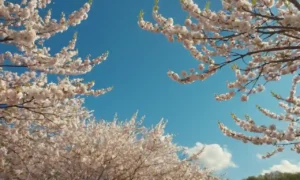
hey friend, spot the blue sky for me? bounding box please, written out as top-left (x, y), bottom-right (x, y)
top-left (43, 0), bottom-right (300, 179)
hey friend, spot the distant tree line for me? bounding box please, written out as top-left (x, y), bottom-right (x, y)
top-left (244, 171), bottom-right (300, 180)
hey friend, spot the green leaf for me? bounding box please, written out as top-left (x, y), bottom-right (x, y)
top-left (271, 91), bottom-right (277, 97)
top-left (245, 114), bottom-right (250, 120)
top-left (284, 0), bottom-right (290, 7)
top-left (153, 0), bottom-right (159, 11)
top-left (205, 1), bottom-right (210, 10)
top-left (47, 9), bottom-right (52, 15)
top-left (138, 10), bottom-right (144, 20)
top-left (231, 64), bottom-right (239, 70)
top-left (73, 32), bottom-right (78, 39)
top-left (88, 0), bottom-right (93, 5)
top-left (251, 0), bottom-right (257, 5)
top-left (231, 113), bottom-right (236, 119)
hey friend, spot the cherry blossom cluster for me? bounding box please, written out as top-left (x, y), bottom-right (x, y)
top-left (138, 0), bottom-right (300, 101)
top-left (219, 76), bottom-right (300, 158)
top-left (1, 33), bottom-right (109, 75)
top-left (0, 0), bottom-right (91, 46)
top-left (0, 0), bottom-right (108, 75)
top-left (0, 113), bottom-right (219, 179)
top-left (0, 70), bottom-right (112, 130)
top-left (0, 0), bottom-right (111, 127)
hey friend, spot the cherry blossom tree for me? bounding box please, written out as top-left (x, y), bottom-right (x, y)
top-left (0, 113), bottom-right (218, 179)
top-left (0, 0), bottom-right (113, 134)
top-left (0, 0), bottom-right (218, 178)
top-left (138, 0), bottom-right (300, 102)
top-left (0, 0), bottom-right (108, 177)
top-left (219, 76), bottom-right (300, 159)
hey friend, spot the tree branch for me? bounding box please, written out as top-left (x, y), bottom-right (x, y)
top-left (0, 37), bottom-right (13, 43)
top-left (288, 0), bottom-right (300, 11)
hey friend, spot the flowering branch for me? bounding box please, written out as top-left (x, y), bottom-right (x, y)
top-left (139, 0), bottom-right (300, 101)
top-left (219, 76), bottom-right (300, 158)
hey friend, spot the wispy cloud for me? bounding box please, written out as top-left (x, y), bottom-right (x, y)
top-left (256, 153), bottom-right (263, 160)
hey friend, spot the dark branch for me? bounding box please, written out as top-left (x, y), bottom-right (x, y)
top-left (0, 37), bottom-right (13, 43)
top-left (0, 65), bottom-right (28, 68)
top-left (288, 0), bottom-right (300, 11)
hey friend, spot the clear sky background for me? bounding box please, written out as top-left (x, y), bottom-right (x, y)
top-left (44, 0), bottom-right (300, 179)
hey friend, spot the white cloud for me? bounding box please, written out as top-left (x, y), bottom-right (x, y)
top-left (262, 160), bottom-right (300, 174)
top-left (184, 142), bottom-right (237, 171)
top-left (256, 153), bottom-right (263, 160)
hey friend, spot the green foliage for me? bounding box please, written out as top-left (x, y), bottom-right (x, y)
top-left (231, 64), bottom-right (239, 70)
top-left (271, 91), bottom-right (281, 99)
top-left (244, 171), bottom-right (300, 180)
top-left (283, 0), bottom-right (290, 8)
top-left (244, 114), bottom-right (250, 121)
top-left (205, 1), bottom-right (210, 10)
top-left (251, 0), bottom-right (257, 5)
top-left (153, 0), bottom-right (159, 11)
top-left (138, 10), bottom-right (144, 21)
top-left (73, 32), bottom-right (78, 39)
